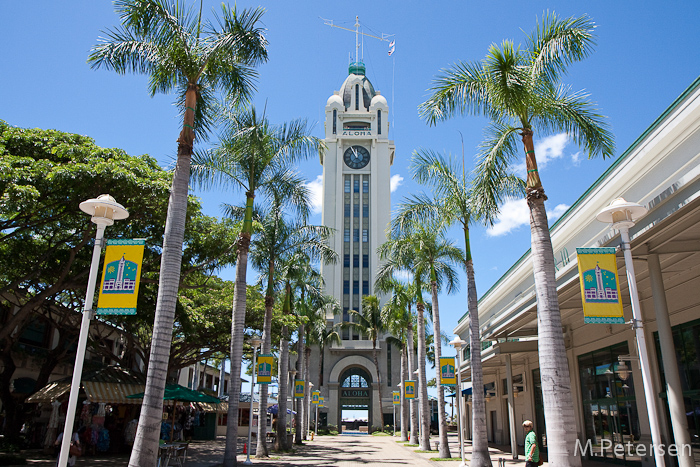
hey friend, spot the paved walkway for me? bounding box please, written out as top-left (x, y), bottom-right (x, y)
top-left (12, 433), bottom-right (612, 466)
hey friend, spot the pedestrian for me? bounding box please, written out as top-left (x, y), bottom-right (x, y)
top-left (55, 428), bottom-right (81, 466)
top-left (522, 420), bottom-right (541, 467)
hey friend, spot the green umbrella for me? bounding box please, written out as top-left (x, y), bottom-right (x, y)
top-left (127, 384), bottom-right (220, 440)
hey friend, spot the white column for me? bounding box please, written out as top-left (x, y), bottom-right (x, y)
top-left (648, 253), bottom-right (693, 467)
top-left (506, 354), bottom-right (518, 459)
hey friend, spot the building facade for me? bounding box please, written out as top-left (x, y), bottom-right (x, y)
top-left (308, 61), bottom-right (398, 431)
top-left (454, 77), bottom-right (700, 466)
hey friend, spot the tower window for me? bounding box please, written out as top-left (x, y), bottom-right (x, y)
top-left (353, 254), bottom-right (359, 268)
top-left (362, 229), bottom-right (368, 243)
top-left (353, 281), bottom-right (359, 295)
top-left (363, 180), bottom-right (369, 193)
top-left (343, 281), bottom-right (349, 294)
top-left (344, 229), bottom-right (350, 242)
top-left (344, 179), bottom-right (350, 193)
top-left (363, 254), bottom-right (369, 268)
top-left (353, 229), bottom-right (359, 243)
top-left (355, 84), bottom-right (359, 111)
top-left (363, 203), bottom-right (369, 218)
top-left (362, 280), bottom-right (369, 295)
top-left (354, 180), bottom-right (360, 192)
top-left (377, 110), bottom-right (382, 135)
top-left (344, 254), bottom-right (350, 267)
top-left (354, 204), bottom-right (359, 218)
top-left (345, 203), bottom-right (350, 217)
top-left (333, 109), bottom-right (337, 134)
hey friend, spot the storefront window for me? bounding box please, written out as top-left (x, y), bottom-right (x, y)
top-left (578, 342), bottom-right (642, 465)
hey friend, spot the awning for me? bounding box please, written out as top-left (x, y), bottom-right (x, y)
top-left (26, 382), bottom-right (70, 403)
top-left (83, 382), bottom-right (145, 404)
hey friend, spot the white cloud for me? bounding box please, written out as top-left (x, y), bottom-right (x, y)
top-left (571, 151), bottom-right (582, 166)
top-left (486, 199), bottom-right (571, 236)
top-left (393, 270), bottom-right (413, 282)
top-left (547, 203), bottom-right (570, 221)
top-left (306, 175), bottom-right (323, 215)
top-left (486, 198), bottom-right (529, 236)
top-left (390, 174), bottom-right (404, 193)
top-left (512, 132), bottom-right (571, 177)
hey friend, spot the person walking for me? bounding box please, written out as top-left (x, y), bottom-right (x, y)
top-left (523, 420), bottom-right (540, 467)
top-left (55, 428), bottom-right (81, 466)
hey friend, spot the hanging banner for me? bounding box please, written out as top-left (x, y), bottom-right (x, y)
top-left (319, 396), bottom-right (324, 407)
top-left (393, 391), bottom-right (400, 405)
top-left (576, 248), bottom-right (625, 324)
top-left (96, 239), bottom-right (145, 315)
top-left (294, 380), bottom-right (305, 399)
top-left (312, 390), bottom-right (320, 405)
top-left (257, 354), bottom-right (273, 384)
top-left (404, 380), bottom-right (416, 400)
top-left (440, 357), bottom-right (456, 386)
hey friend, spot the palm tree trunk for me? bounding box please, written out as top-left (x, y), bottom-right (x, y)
top-left (223, 235), bottom-right (251, 466)
top-left (400, 344), bottom-right (409, 441)
top-left (372, 342), bottom-right (383, 431)
top-left (255, 296), bottom-right (273, 458)
top-left (467, 258), bottom-right (491, 467)
top-left (523, 130), bottom-right (580, 467)
top-left (128, 85), bottom-right (196, 467)
top-left (275, 328), bottom-right (289, 451)
top-left (416, 300), bottom-right (430, 451)
top-left (303, 345), bottom-right (311, 440)
top-left (317, 343), bottom-right (323, 389)
top-left (407, 320), bottom-right (418, 445)
top-left (294, 323), bottom-right (304, 445)
top-left (430, 280), bottom-right (451, 458)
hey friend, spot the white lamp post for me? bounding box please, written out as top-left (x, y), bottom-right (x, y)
top-left (58, 195), bottom-right (128, 467)
top-left (449, 337), bottom-right (467, 467)
top-left (289, 368), bottom-right (298, 446)
top-left (307, 382), bottom-right (314, 436)
top-left (243, 337), bottom-right (262, 465)
top-left (597, 198), bottom-right (665, 467)
top-left (413, 368), bottom-right (421, 439)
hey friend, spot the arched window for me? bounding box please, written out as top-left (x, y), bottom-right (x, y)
top-left (377, 110), bottom-right (382, 135)
top-left (342, 374), bottom-right (369, 388)
top-left (333, 109), bottom-right (337, 134)
top-left (355, 84), bottom-right (359, 111)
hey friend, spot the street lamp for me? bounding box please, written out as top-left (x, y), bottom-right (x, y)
top-left (243, 337), bottom-right (262, 465)
top-left (289, 368), bottom-right (299, 445)
top-left (597, 198), bottom-right (666, 467)
top-left (449, 337), bottom-right (467, 467)
top-left (307, 382), bottom-right (314, 435)
top-left (58, 195), bottom-right (128, 467)
top-left (413, 368), bottom-right (421, 439)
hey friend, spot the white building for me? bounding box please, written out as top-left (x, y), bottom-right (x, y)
top-left (308, 60), bottom-right (399, 431)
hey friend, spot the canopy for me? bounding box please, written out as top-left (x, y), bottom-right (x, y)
top-left (126, 384), bottom-right (220, 404)
top-left (267, 404), bottom-right (295, 415)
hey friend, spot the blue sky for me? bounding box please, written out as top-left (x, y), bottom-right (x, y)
top-left (2, 1), bottom-right (700, 384)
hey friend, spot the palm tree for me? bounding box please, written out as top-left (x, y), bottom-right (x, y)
top-left (379, 283), bottom-right (413, 442)
top-left (376, 237), bottom-right (431, 451)
top-left (88, 3), bottom-right (267, 464)
top-left (346, 295), bottom-right (387, 430)
top-left (394, 149), bottom-right (523, 466)
top-left (191, 107), bottom-right (322, 463)
top-left (249, 194), bottom-right (334, 456)
top-left (419, 13), bottom-right (614, 466)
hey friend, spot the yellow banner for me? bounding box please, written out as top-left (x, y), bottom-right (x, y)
top-left (312, 390), bottom-right (320, 405)
top-left (294, 380), bottom-right (305, 399)
top-left (440, 357), bottom-right (456, 386)
top-left (319, 396), bottom-right (324, 407)
top-left (393, 391), bottom-right (400, 405)
top-left (96, 239), bottom-right (145, 315)
top-left (576, 248), bottom-right (625, 324)
top-left (404, 380), bottom-right (416, 400)
top-left (257, 354), bottom-right (273, 384)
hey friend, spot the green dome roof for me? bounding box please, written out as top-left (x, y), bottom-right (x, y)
top-left (348, 61), bottom-right (366, 76)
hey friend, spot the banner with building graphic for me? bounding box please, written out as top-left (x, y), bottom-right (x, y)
top-left (576, 248), bottom-right (625, 324)
top-left (312, 390), bottom-right (320, 405)
top-left (319, 396), bottom-right (324, 407)
top-left (96, 239), bottom-right (145, 315)
top-left (294, 380), bottom-right (305, 399)
top-left (393, 391), bottom-right (400, 405)
top-left (439, 357), bottom-right (456, 386)
top-left (404, 380), bottom-right (416, 399)
top-left (257, 354), bottom-right (273, 384)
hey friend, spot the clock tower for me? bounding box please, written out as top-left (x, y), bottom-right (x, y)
top-left (313, 60), bottom-right (396, 431)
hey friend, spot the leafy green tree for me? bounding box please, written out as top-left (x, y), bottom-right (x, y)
top-left (0, 122), bottom-right (172, 441)
top-left (420, 13), bottom-right (614, 465)
top-left (192, 106), bottom-right (322, 459)
top-left (89, 2), bottom-right (268, 464)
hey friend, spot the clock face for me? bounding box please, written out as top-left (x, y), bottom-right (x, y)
top-left (343, 145), bottom-right (370, 169)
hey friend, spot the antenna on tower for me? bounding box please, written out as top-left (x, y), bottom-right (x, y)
top-left (320, 16), bottom-right (393, 63)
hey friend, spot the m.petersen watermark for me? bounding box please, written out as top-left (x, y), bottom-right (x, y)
top-left (576, 439), bottom-right (692, 457)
